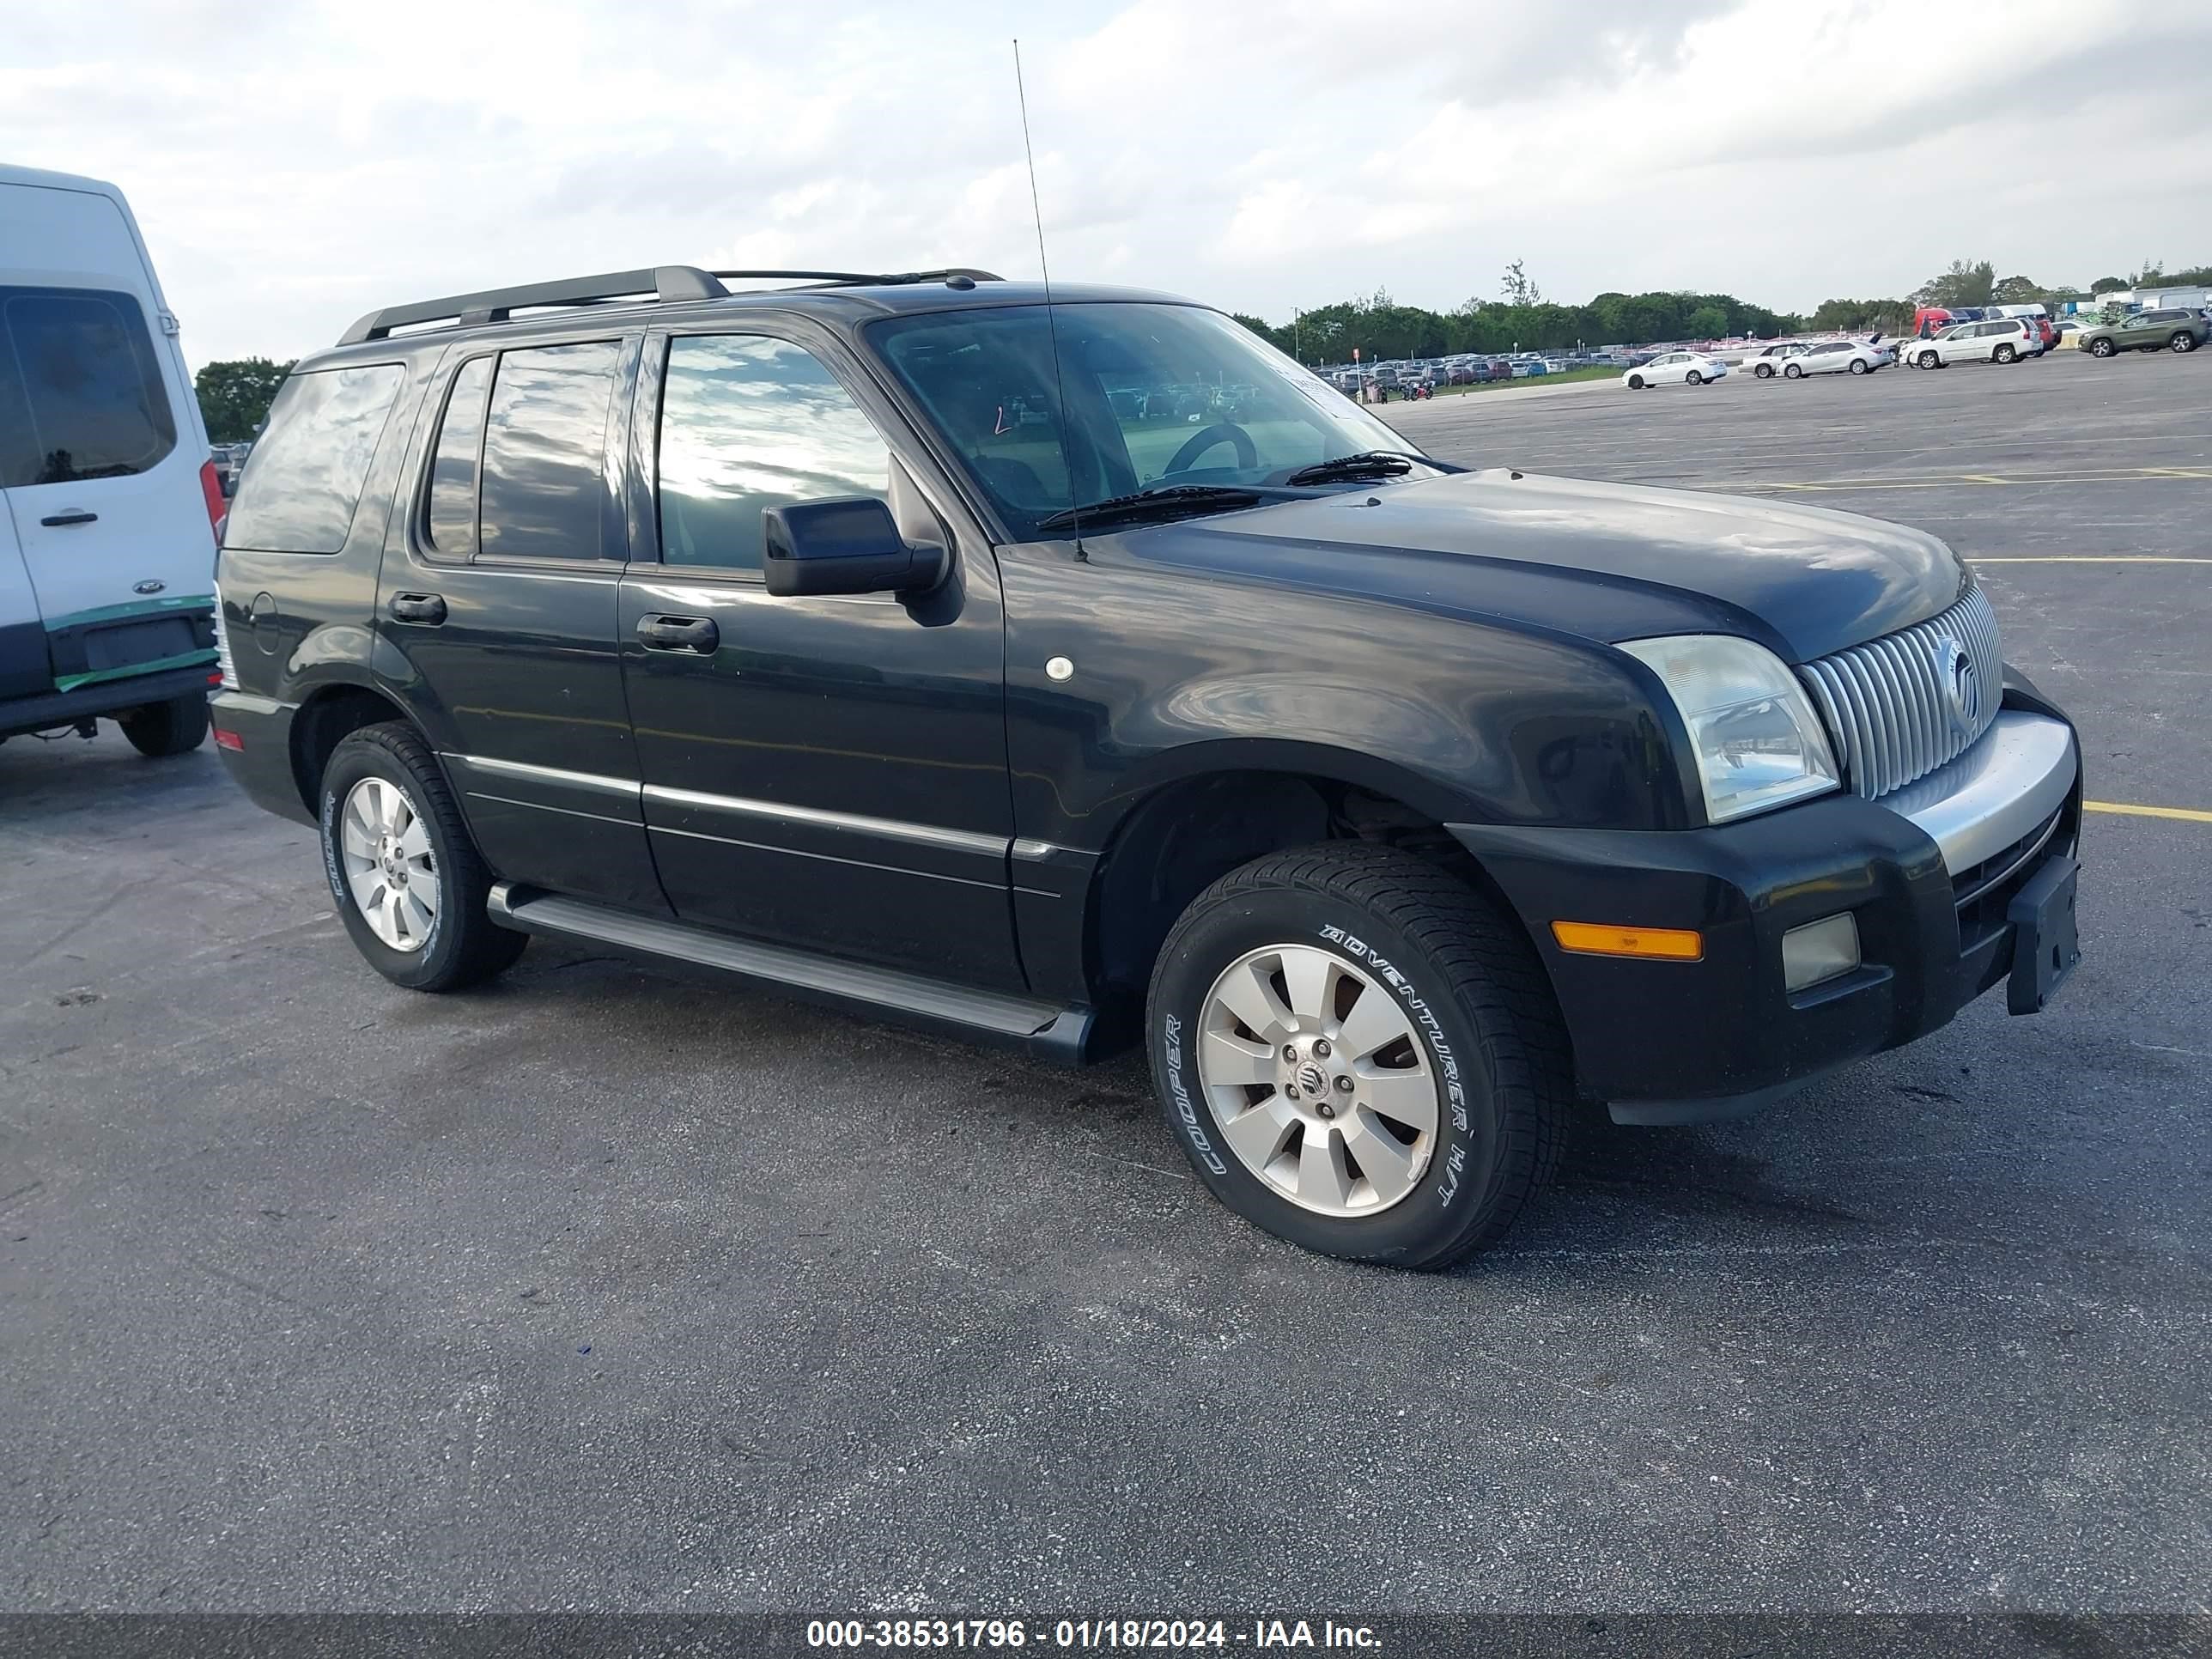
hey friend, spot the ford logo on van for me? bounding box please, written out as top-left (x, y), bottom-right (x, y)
top-left (132, 579), bottom-right (166, 595)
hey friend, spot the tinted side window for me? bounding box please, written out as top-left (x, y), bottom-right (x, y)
top-left (477, 342), bottom-right (619, 562)
top-left (424, 356), bottom-right (492, 557)
top-left (222, 363), bottom-right (404, 553)
top-left (657, 335), bottom-right (893, 573)
top-left (0, 285), bottom-right (177, 489)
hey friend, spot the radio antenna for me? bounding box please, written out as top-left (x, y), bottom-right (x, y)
top-left (1013, 38), bottom-right (1084, 555)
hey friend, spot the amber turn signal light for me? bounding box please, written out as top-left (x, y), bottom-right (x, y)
top-left (1549, 921), bottom-right (1704, 961)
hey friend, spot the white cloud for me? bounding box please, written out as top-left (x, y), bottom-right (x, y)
top-left (3, 0), bottom-right (2208, 370)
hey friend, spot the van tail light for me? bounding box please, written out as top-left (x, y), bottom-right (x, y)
top-left (198, 460), bottom-right (225, 538)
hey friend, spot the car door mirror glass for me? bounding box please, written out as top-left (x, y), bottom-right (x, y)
top-left (762, 497), bottom-right (945, 598)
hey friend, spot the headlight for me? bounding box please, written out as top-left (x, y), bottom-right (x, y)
top-left (1620, 635), bottom-right (1839, 823)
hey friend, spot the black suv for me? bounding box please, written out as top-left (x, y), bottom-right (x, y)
top-left (212, 265), bottom-right (2082, 1267)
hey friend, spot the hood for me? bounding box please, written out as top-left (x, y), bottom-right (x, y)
top-left (1128, 468), bottom-right (1967, 663)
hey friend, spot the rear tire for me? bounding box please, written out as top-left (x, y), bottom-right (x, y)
top-left (1754, 364), bottom-right (1774, 379)
top-left (1849, 357), bottom-right (1869, 374)
top-left (119, 692), bottom-right (209, 757)
top-left (2172, 332), bottom-right (2197, 353)
top-left (1993, 343), bottom-right (2016, 364)
top-left (1147, 843), bottom-right (1571, 1270)
top-left (318, 721), bottom-right (527, 993)
top-left (1686, 370), bottom-right (1704, 386)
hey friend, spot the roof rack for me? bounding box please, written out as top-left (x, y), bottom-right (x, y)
top-left (337, 264), bottom-right (1006, 346)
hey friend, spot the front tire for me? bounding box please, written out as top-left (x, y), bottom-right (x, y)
top-left (2090, 337), bottom-right (2116, 358)
top-left (1147, 844), bottom-right (1571, 1269)
top-left (118, 692), bottom-right (209, 757)
top-left (1626, 374), bottom-right (1644, 390)
top-left (1918, 349), bottom-right (1941, 369)
top-left (1784, 362), bottom-right (1803, 380)
top-left (318, 722), bottom-right (526, 992)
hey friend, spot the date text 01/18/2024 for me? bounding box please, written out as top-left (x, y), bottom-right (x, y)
top-left (804, 1618), bottom-right (1382, 1650)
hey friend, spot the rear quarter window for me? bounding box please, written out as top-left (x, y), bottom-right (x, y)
top-left (0, 285), bottom-right (178, 489)
top-left (223, 363), bottom-right (404, 553)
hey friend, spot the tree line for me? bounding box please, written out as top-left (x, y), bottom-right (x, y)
top-left (1232, 258), bottom-right (2212, 362)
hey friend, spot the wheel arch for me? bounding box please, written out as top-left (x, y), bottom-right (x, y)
top-left (1076, 757), bottom-right (1561, 1049)
top-left (288, 680), bottom-right (423, 815)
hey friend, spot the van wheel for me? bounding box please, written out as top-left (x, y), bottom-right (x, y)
top-left (119, 692), bottom-right (209, 757)
top-left (318, 722), bottom-right (526, 992)
top-left (1147, 844), bottom-right (1571, 1269)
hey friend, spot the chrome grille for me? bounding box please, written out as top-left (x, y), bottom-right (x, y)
top-left (1798, 585), bottom-right (2001, 799)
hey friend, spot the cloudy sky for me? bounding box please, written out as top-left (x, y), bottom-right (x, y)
top-left (9, 0), bottom-right (2211, 369)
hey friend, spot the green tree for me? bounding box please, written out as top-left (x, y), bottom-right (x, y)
top-left (1499, 259), bottom-right (1540, 307)
top-left (1990, 274), bottom-right (2044, 304)
top-left (2089, 276), bottom-right (2130, 295)
top-left (1911, 258), bottom-right (1997, 308)
top-left (1684, 304), bottom-right (1729, 340)
top-left (195, 357), bottom-right (294, 443)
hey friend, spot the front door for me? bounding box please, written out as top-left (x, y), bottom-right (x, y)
top-left (617, 324), bottom-right (1024, 991)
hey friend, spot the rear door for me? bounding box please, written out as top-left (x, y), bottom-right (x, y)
top-left (0, 179), bottom-right (215, 692)
top-left (0, 491), bottom-right (40, 702)
top-left (373, 334), bottom-right (667, 915)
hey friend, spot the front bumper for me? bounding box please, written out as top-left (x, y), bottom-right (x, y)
top-left (1449, 686), bottom-right (2081, 1124)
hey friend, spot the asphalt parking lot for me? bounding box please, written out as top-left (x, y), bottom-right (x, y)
top-left (3, 349), bottom-right (2209, 1617)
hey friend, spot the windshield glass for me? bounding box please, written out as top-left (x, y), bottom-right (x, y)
top-left (867, 302), bottom-right (1421, 538)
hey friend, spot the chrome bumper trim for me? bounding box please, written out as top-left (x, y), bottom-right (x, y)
top-left (1880, 710), bottom-right (2078, 876)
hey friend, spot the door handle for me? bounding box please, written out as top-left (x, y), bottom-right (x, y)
top-left (636, 613), bottom-right (719, 653)
top-left (388, 592), bottom-right (447, 625)
top-left (40, 510), bottom-right (97, 527)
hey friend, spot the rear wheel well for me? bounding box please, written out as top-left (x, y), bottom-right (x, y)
top-left (289, 686), bottom-right (414, 814)
top-left (1085, 771), bottom-right (1547, 1037)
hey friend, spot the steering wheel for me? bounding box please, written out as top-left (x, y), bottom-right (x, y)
top-left (1164, 422), bottom-right (1259, 477)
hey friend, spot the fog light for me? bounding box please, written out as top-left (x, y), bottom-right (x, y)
top-left (1782, 913), bottom-right (1861, 992)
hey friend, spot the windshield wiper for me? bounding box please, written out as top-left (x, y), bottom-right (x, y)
top-left (1280, 450), bottom-right (1425, 486)
top-left (1034, 484), bottom-right (1262, 533)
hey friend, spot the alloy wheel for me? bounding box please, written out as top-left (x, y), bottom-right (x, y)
top-left (338, 776), bottom-right (440, 951)
top-left (1196, 943), bottom-right (1440, 1217)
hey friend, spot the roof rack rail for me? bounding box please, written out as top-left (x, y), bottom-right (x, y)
top-left (337, 265), bottom-right (730, 346)
top-left (709, 268), bottom-right (1005, 289)
top-left (335, 264), bottom-right (1007, 347)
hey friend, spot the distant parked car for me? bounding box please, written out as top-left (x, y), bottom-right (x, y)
top-left (1908, 318), bottom-right (2036, 368)
top-left (1778, 340), bottom-right (1885, 378)
top-left (1746, 343), bottom-right (1811, 378)
top-left (1623, 351), bottom-right (1728, 389)
top-left (2075, 308), bottom-right (2206, 358)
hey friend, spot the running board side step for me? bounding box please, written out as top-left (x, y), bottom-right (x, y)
top-left (487, 884), bottom-right (1097, 1066)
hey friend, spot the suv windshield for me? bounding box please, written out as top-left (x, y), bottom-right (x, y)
top-left (868, 302), bottom-right (1425, 538)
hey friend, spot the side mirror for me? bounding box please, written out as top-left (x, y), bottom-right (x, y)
top-left (762, 498), bottom-right (944, 598)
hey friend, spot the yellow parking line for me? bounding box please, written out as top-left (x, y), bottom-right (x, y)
top-left (1975, 556), bottom-right (2212, 564)
top-left (2086, 800), bottom-right (2212, 823)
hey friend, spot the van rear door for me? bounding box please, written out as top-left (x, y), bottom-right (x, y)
top-left (0, 174), bottom-right (216, 696)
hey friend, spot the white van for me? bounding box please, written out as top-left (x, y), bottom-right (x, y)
top-left (1, 164), bottom-right (222, 756)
